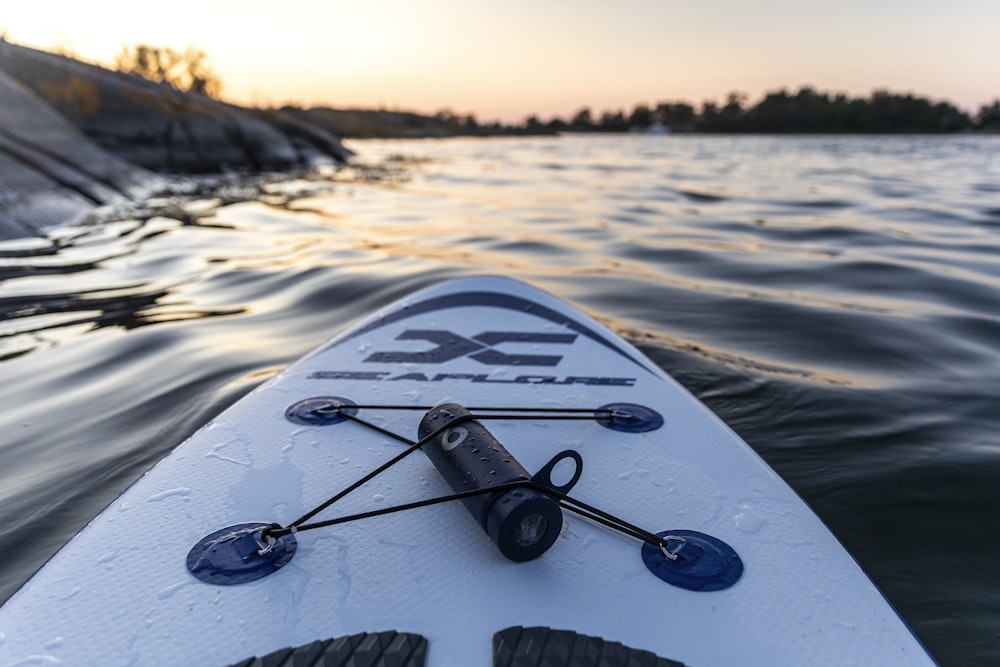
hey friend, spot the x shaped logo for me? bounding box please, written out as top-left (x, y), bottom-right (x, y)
top-left (364, 330), bottom-right (578, 366)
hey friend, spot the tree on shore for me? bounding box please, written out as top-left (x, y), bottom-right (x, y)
top-left (976, 100), bottom-right (1000, 131)
top-left (599, 110), bottom-right (628, 131)
top-left (570, 107), bottom-right (594, 130)
top-left (629, 104), bottom-right (654, 129)
top-left (114, 45), bottom-right (223, 98)
top-left (655, 102), bottom-right (695, 128)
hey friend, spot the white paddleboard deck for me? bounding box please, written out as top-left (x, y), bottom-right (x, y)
top-left (0, 276), bottom-right (933, 666)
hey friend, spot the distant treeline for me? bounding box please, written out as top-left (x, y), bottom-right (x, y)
top-left (521, 87), bottom-right (1000, 134)
top-left (283, 88), bottom-right (1000, 139)
top-left (290, 89), bottom-right (1000, 139)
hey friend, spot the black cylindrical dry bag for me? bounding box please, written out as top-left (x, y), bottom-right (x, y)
top-left (418, 403), bottom-right (576, 562)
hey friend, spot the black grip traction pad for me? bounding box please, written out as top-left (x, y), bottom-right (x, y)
top-left (226, 630), bottom-right (428, 667)
top-left (224, 626), bottom-right (685, 667)
top-left (493, 626), bottom-right (686, 667)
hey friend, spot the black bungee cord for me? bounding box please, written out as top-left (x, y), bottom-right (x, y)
top-left (262, 404), bottom-right (670, 553)
top-left (189, 400), bottom-right (743, 591)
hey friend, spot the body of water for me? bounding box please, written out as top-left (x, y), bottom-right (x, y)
top-left (1, 134), bottom-right (998, 665)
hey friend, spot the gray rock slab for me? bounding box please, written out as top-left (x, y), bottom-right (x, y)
top-left (0, 41), bottom-right (350, 174)
top-left (0, 40), bottom-right (352, 240)
top-left (0, 68), bottom-right (162, 239)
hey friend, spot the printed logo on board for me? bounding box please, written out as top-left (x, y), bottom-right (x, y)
top-left (364, 330), bottom-right (578, 367)
top-left (311, 328), bottom-right (637, 386)
top-left (309, 370), bottom-right (636, 387)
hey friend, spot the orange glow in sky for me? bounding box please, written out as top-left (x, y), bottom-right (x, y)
top-left (4, 0), bottom-right (999, 122)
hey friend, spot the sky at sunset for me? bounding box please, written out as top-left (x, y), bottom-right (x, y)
top-left (4, 0), bottom-right (999, 123)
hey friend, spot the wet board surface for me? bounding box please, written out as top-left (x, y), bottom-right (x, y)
top-left (0, 276), bottom-right (935, 666)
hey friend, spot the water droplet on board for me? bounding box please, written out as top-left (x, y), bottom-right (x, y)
top-left (734, 504), bottom-right (767, 533)
top-left (146, 488), bottom-right (192, 503)
top-left (372, 494), bottom-right (386, 503)
top-left (205, 439), bottom-right (252, 466)
top-left (157, 581), bottom-right (191, 600)
top-left (59, 587), bottom-right (80, 601)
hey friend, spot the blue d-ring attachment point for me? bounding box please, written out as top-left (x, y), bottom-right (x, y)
top-left (596, 403), bottom-right (664, 433)
top-left (187, 522), bottom-right (297, 585)
top-left (641, 529), bottom-right (743, 591)
top-left (285, 396), bottom-right (358, 425)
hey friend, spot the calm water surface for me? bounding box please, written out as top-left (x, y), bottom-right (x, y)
top-left (1, 134), bottom-right (999, 665)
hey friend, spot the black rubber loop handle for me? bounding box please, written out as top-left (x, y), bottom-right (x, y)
top-left (531, 449), bottom-right (583, 494)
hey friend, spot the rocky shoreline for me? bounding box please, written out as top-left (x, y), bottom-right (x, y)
top-left (0, 41), bottom-right (354, 240)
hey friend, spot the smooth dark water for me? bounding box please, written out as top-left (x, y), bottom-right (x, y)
top-left (1, 134), bottom-right (999, 665)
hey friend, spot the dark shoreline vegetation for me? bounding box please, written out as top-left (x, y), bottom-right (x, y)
top-left (524, 89), bottom-right (1000, 135)
top-left (285, 88), bottom-right (1000, 138)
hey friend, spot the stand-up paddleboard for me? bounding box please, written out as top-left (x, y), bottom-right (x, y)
top-left (0, 276), bottom-right (934, 666)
